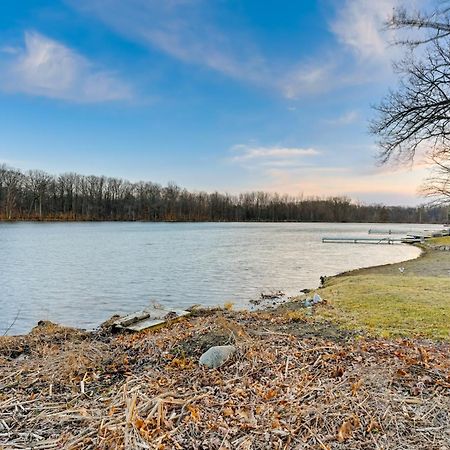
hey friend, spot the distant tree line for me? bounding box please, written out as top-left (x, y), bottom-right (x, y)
top-left (0, 164), bottom-right (447, 223)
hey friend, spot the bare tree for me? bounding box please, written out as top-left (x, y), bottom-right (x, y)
top-left (26, 170), bottom-right (52, 219)
top-left (0, 166), bottom-right (24, 220)
top-left (387, 4), bottom-right (450, 47)
top-left (0, 162), bottom-right (447, 223)
top-left (372, 2), bottom-right (450, 205)
top-left (420, 148), bottom-right (450, 206)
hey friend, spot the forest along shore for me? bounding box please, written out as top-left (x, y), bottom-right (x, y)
top-left (1, 164), bottom-right (448, 222)
top-left (0, 240), bottom-right (449, 449)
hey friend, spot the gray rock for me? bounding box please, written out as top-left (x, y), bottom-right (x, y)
top-left (199, 345), bottom-right (236, 369)
top-left (304, 298), bottom-right (312, 308)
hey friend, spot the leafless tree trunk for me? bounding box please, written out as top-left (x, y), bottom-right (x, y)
top-left (0, 167), bottom-right (23, 219)
top-left (27, 170), bottom-right (51, 219)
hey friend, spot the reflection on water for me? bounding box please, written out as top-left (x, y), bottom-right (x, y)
top-left (0, 222), bottom-right (423, 334)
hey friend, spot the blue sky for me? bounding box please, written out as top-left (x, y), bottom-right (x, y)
top-left (0, 0), bottom-right (431, 205)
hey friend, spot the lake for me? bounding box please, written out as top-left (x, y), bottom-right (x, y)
top-left (0, 222), bottom-right (426, 335)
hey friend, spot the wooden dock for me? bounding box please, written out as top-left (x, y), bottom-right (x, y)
top-left (322, 236), bottom-right (423, 244)
top-left (369, 227), bottom-right (450, 237)
top-left (368, 229), bottom-right (409, 235)
top-left (323, 226), bottom-right (448, 245)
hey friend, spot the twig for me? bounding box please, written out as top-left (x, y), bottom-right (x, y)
top-left (3, 305), bottom-right (22, 336)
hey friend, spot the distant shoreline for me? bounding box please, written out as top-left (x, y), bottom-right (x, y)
top-left (0, 219), bottom-right (448, 224)
top-left (2, 164), bottom-right (448, 223)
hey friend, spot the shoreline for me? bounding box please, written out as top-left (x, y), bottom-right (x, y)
top-left (0, 239), bottom-right (428, 338)
top-left (1, 238), bottom-right (446, 341)
top-left (314, 238), bottom-right (450, 340)
top-left (1, 218), bottom-right (448, 224)
top-left (1, 241), bottom-right (449, 448)
top-left (329, 242), bottom-right (426, 281)
top-left (2, 241), bottom-right (423, 338)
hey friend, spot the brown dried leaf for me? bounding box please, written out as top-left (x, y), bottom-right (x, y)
top-left (337, 415), bottom-right (360, 442)
top-left (351, 414), bottom-right (361, 429)
top-left (337, 420), bottom-right (353, 442)
top-left (264, 389), bottom-right (277, 400)
top-left (367, 418), bottom-right (380, 433)
top-left (222, 407), bottom-right (234, 417)
top-left (332, 366), bottom-right (345, 378)
top-left (187, 405), bottom-right (200, 422)
top-left (418, 347), bottom-right (429, 365)
top-left (351, 379), bottom-right (363, 396)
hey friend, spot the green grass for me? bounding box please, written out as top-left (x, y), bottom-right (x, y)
top-left (428, 235), bottom-right (450, 245)
top-left (317, 275), bottom-right (450, 340)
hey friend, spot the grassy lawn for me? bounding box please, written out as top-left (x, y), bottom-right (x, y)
top-left (317, 274), bottom-right (450, 340)
top-left (428, 235), bottom-right (450, 245)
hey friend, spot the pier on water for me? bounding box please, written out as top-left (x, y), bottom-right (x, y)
top-left (322, 226), bottom-right (450, 245)
top-left (321, 237), bottom-right (417, 245)
top-left (368, 228), bottom-right (450, 237)
top-left (368, 229), bottom-right (408, 235)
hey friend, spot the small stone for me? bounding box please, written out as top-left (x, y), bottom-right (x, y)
top-left (304, 298), bottom-right (312, 307)
top-left (199, 345), bottom-right (236, 369)
top-left (313, 293), bottom-right (322, 304)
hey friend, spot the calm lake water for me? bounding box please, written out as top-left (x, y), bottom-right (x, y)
top-left (0, 222), bottom-right (426, 335)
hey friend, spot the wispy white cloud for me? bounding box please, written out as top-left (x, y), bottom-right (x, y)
top-left (64, 0), bottom-right (408, 100)
top-left (226, 139), bottom-right (426, 205)
top-left (281, 62), bottom-right (336, 98)
top-left (326, 110), bottom-right (360, 126)
top-left (230, 144), bottom-right (320, 164)
top-left (279, 1), bottom-right (405, 98)
top-left (67, 0), bottom-right (388, 99)
top-left (68, 0), bottom-right (268, 84)
top-left (278, 0), bottom-right (413, 99)
top-left (1, 31), bottom-right (132, 102)
top-left (330, 0), bottom-right (401, 63)
top-left (0, 45), bottom-right (20, 55)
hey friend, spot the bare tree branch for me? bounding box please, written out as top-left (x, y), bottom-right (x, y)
top-left (372, 1), bottom-right (450, 205)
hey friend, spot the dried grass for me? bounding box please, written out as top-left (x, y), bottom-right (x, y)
top-left (0, 312), bottom-right (449, 449)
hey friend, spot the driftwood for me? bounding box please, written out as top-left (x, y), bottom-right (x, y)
top-left (112, 308), bottom-right (191, 332)
top-left (260, 290), bottom-right (285, 300)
